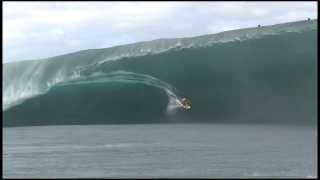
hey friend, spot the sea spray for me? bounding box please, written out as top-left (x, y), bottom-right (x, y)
top-left (3, 68), bottom-right (81, 111)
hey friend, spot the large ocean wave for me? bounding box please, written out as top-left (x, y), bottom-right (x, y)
top-left (3, 20), bottom-right (317, 126)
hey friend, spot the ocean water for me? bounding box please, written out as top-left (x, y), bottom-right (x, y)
top-left (3, 124), bottom-right (316, 178)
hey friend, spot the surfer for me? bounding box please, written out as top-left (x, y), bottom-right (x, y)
top-left (178, 97), bottom-right (191, 110)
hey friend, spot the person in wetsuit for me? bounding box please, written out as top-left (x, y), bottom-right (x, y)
top-left (181, 98), bottom-right (191, 108)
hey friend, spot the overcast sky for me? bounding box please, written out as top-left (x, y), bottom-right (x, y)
top-left (3, 1), bottom-right (317, 63)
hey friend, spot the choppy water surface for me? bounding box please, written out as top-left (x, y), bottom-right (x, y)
top-left (3, 124), bottom-right (316, 178)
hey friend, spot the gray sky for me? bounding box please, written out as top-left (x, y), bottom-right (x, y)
top-left (3, 1), bottom-right (317, 63)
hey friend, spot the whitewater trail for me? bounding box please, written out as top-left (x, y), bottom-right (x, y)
top-left (58, 70), bottom-right (184, 114)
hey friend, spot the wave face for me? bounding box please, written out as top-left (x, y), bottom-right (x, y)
top-left (3, 20), bottom-right (317, 126)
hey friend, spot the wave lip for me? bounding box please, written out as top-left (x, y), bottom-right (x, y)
top-left (84, 19), bottom-right (318, 65)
